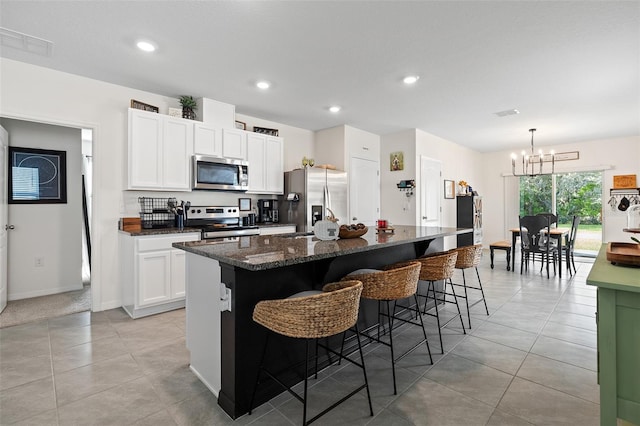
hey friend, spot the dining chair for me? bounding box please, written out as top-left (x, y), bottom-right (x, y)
top-left (533, 212), bottom-right (558, 265)
top-left (519, 215), bottom-right (558, 278)
top-left (563, 215), bottom-right (581, 275)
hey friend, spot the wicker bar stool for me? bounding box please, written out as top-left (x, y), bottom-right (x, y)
top-left (452, 244), bottom-right (489, 329)
top-left (249, 280), bottom-right (373, 426)
top-left (341, 260), bottom-right (432, 395)
top-left (414, 250), bottom-right (466, 354)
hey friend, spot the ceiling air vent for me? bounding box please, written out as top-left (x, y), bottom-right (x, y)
top-left (494, 109), bottom-right (520, 117)
top-left (0, 27), bottom-right (53, 57)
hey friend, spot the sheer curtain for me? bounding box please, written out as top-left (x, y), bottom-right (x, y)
top-left (503, 175), bottom-right (520, 238)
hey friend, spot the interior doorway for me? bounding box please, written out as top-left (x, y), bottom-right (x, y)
top-left (0, 119), bottom-right (92, 328)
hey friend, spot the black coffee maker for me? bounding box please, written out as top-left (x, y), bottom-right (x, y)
top-left (257, 199), bottom-right (279, 223)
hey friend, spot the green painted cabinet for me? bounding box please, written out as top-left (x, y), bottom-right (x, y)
top-left (587, 244), bottom-right (640, 426)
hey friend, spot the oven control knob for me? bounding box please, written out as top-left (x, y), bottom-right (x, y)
top-left (196, 209), bottom-right (201, 214)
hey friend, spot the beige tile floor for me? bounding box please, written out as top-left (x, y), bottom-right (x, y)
top-left (0, 253), bottom-right (600, 425)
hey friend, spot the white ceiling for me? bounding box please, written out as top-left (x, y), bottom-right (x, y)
top-left (1, 1), bottom-right (638, 153)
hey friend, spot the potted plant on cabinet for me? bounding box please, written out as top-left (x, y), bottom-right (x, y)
top-left (179, 95), bottom-right (197, 120)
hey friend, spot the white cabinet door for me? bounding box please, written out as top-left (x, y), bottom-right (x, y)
top-left (170, 249), bottom-right (187, 298)
top-left (128, 108), bottom-right (192, 191)
top-left (138, 250), bottom-right (171, 306)
top-left (247, 132), bottom-right (266, 192)
top-left (222, 128), bottom-right (247, 160)
top-left (194, 123), bottom-right (221, 157)
top-left (349, 157), bottom-right (379, 226)
top-left (129, 109), bottom-right (163, 188)
top-left (163, 117), bottom-right (193, 190)
top-left (265, 136), bottom-right (284, 194)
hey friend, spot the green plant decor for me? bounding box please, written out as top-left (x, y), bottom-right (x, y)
top-left (179, 95), bottom-right (197, 110)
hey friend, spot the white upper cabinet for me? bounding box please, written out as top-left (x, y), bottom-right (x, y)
top-left (193, 123), bottom-right (221, 157)
top-left (221, 128), bottom-right (247, 160)
top-left (128, 108), bottom-right (193, 191)
top-left (265, 136), bottom-right (284, 194)
top-left (247, 132), bottom-right (266, 191)
top-left (247, 133), bottom-right (283, 194)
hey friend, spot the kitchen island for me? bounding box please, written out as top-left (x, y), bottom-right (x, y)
top-left (174, 225), bottom-right (471, 419)
top-left (586, 244), bottom-right (640, 426)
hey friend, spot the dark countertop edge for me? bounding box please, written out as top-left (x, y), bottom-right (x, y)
top-left (118, 228), bottom-right (202, 236)
top-left (118, 223), bottom-right (297, 236)
top-left (174, 227), bottom-right (472, 271)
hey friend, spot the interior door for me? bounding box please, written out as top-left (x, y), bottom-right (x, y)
top-left (349, 157), bottom-right (379, 226)
top-left (420, 156), bottom-right (441, 227)
top-left (0, 125), bottom-right (8, 313)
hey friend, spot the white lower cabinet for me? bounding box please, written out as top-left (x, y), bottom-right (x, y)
top-left (120, 232), bottom-right (200, 318)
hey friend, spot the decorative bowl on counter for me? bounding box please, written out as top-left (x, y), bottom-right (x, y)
top-left (339, 226), bottom-right (368, 239)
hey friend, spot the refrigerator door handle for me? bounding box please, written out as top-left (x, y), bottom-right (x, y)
top-left (324, 185), bottom-right (331, 216)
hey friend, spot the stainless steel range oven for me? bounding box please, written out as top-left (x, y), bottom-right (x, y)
top-left (187, 206), bottom-right (259, 239)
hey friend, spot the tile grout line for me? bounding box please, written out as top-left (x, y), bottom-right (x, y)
top-left (46, 319), bottom-right (61, 426)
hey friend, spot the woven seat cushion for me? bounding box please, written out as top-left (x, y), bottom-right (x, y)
top-left (287, 290), bottom-right (323, 299)
top-left (347, 268), bottom-right (381, 276)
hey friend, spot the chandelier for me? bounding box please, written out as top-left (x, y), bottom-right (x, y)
top-left (511, 128), bottom-right (555, 177)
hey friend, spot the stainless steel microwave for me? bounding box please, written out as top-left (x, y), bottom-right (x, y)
top-left (192, 155), bottom-right (249, 191)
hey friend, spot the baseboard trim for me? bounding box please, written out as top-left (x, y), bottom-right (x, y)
top-left (8, 284), bottom-right (84, 301)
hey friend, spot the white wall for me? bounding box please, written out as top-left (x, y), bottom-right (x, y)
top-left (480, 135), bottom-right (640, 245)
top-left (1, 118), bottom-right (82, 300)
top-left (314, 126), bottom-right (345, 170)
top-left (380, 130), bottom-right (416, 226)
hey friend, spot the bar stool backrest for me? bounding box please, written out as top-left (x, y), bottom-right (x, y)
top-left (342, 261), bottom-right (421, 301)
top-left (252, 280), bottom-right (363, 339)
top-left (455, 244), bottom-right (483, 269)
top-left (416, 251), bottom-right (458, 281)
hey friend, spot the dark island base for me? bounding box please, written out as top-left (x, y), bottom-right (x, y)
top-left (218, 238), bottom-right (444, 419)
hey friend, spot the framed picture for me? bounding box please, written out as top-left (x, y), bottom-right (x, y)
top-left (235, 121), bottom-right (247, 130)
top-left (239, 197), bottom-right (251, 211)
top-left (253, 126), bottom-right (279, 136)
top-left (444, 179), bottom-right (455, 199)
top-left (8, 146), bottom-right (67, 204)
top-left (130, 99), bottom-right (159, 113)
top-left (390, 151), bottom-right (404, 171)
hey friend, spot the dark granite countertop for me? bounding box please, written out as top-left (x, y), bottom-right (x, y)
top-left (173, 225), bottom-right (472, 271)
top-left (118, 227), bottom-right (202, 237)
top-left (118, 223), bottom-right (296, 236)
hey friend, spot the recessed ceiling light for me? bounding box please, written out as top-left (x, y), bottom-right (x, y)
top-left (403, 75), bottom-right (419, 85)
top-left (136, 40), bottom-right (156, 52)
top-left (494, 109), bottom-right (520, 117)
top-left (329, 106), bottom-right (341, 113)
top-left (256, 81), bottom-right (270, 90)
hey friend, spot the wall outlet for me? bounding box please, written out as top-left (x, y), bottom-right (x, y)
top-left (35, 257), bottom-right (44, 267)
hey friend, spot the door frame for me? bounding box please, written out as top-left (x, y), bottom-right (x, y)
top-left (0, 125), bottom-right (7, 313)
top-left (1, 112), bottom-right (99, 311)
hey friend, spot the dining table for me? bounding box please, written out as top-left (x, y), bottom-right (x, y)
top-left (509, 227), bottom-right (570, 278)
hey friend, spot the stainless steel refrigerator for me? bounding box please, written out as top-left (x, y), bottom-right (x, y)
top-left (278, 168), bottom-right (348, 233)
